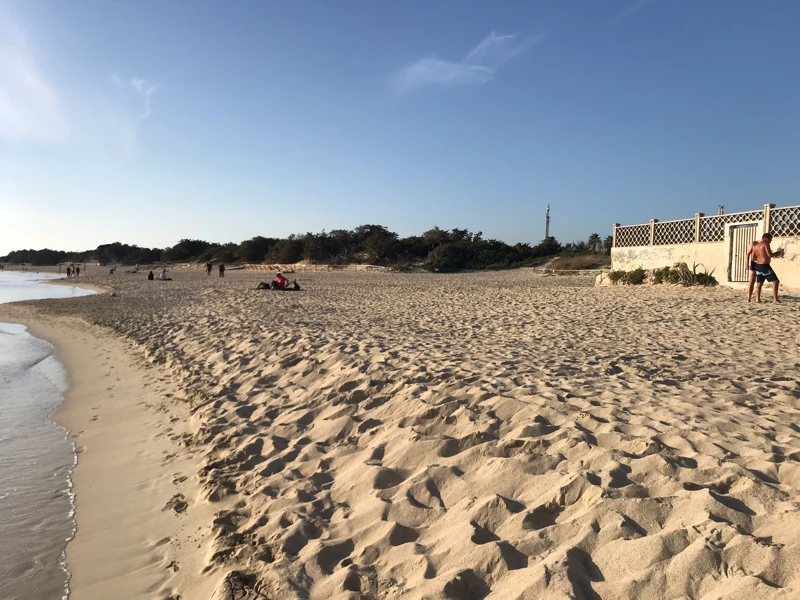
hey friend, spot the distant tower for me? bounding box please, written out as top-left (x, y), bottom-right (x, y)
top-left (718, 205), bottom-right (725, 215)
top-left (545, 205), bottom-right (551, 239)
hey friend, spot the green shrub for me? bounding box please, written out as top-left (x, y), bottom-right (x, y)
top-left (653, 266), bottom-right (680, 285)
top-left (608, 270), bottom-right (627, 284)
top-left (651, 263), bottom-right (717, 287)
top-left (624, 268), bottom-right (646, 285)
top-left (608, 268), bottom-right (646, 285)
top-left (673, 262), bottom-right (717, 287)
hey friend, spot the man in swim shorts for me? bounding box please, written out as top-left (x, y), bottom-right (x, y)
top-left (746, 232), bottom-right (784, 304)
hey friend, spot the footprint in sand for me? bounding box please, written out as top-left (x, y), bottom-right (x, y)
top-left (164, 494), bottom-right (188, 514)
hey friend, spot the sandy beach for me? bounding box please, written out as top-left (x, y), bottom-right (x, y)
top-left (2, 268), bottom-right (800, 599)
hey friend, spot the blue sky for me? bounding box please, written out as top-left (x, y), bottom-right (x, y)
top-left (1, 0), bottom-right (799, 254)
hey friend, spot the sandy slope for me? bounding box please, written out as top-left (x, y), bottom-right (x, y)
top-left (8, 269), bottom-right (800, 599)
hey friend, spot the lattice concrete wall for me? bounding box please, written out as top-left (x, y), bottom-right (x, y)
top-left (653, 219), bottom-right (694, 245)
top-left (771, 206), bottom-right (800, 238)
top-left (613, 204), bottom-right (799, 248)
top-left (615, 224), bottom-right (650, 248)
top-left (699, 210), bottom-right (764, 242)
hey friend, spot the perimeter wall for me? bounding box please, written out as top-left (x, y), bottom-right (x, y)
top-left (611, 204), bottom-right (800, 293)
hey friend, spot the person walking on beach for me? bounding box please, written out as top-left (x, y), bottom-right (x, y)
top-left (747, 233), bottom-right (784, 303)
top-left (66, 266), bottom-right (71, 278)
top-left (206, 262), bottom-right (213, 276)
top-left (75, 266), bottom-right (80, 277)
top-left (218, 263), bottom-right (225, 278)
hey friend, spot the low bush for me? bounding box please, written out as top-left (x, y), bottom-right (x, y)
top-left (608, 268), bottom-right (646, 285)
top-left (653, 263), bottom-right (718, 287)
top-left (625, 268), bottom-right (647, 285)
top-left (608, 270), bottom-right (627, 284)
top-left (674, 262), bottom-right (717, 287)
top-left (548, 254), bottom-right (611, 271)
top-left (653, 266), bottom-right (680, 285)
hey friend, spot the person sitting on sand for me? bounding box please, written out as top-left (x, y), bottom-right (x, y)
top-left (256, 278), bottom-right (300, 291)
top-left (147, 271), bottom-right (155, 280)
top-left (746, 232), bottom-right (784, 304)
top-left (159, 269), bottom-right (173, 281)
top-left (273, 273), bottom-right (288, 289)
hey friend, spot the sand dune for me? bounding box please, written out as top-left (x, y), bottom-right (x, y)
top-left (8, 269), bottom-right (800, 599)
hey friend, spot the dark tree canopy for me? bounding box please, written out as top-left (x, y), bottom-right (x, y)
top-left (2, 225), bottom-right (610, 271)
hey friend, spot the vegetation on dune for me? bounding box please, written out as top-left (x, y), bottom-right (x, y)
top-left (609, 268), bottom-right (647, 285)
top-left (1, 227), bottom-right (612, 272)
top-left (611, 263), bottom-right (718, 287)
top-left (653, 263), bottom-right (718, 287)
top-left (547, 254), bottom-right (611, 271)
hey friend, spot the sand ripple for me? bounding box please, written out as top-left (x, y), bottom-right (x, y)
top-left (26, 270), bottom-right (800, 599)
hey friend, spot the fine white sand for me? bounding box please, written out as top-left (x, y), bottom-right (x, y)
top-left (3, 268), bottom-right (800, 599)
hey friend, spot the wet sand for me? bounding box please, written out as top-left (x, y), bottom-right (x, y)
top-left (2, 268), bottom-right (800, 599)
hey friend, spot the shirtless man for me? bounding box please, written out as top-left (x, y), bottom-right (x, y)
top-left (746, 233), bottom-right (784, 303)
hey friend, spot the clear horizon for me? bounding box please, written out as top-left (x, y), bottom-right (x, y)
top-left (2, 0), bottom-right (799, 256)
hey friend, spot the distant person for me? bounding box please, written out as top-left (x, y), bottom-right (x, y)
top-left (66, 266), bottom-right (72, 277)
top-left (206, 262), bottom-right (213, 276)
top-left (58, 265), bottom-right (62, 273)
top-left (747, 232), bottom-right (784, 304)
top-left (159, 269), bottom-right (173, 281)
top-left (256, 278), bottom-right (300, 291)
top-left (147, 271), bottom-right (155, 281)
top-left (218, 263), bottom-right (225, 278)
top-left (273, 273), bottom-right (288, 289)
top-left (75, 266), bottom-right (80, 277)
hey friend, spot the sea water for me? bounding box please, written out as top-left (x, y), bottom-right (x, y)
top-left (0, 272), bottom-right (95, 600)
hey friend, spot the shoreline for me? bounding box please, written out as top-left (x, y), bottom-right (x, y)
top-left (0, 304), bottom-right (215, 600)
top-left (42, 278), bottom-right (113, 295)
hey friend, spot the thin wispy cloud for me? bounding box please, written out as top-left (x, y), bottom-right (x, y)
top-left (0, 3), bottom-right (68, 144)
top-left (0, 4), bottom-right (158, 155)
top-left (104, 74), bottom-right (158, 155)
top-left (605, 0), bottom-right (653, 26)
top-left (130, 77), bottom-right (156, 120)
top-left (392, 31), bottom-right (545, 94)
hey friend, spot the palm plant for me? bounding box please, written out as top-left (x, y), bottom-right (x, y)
top-left (587, 233), bottom-right (602, 253)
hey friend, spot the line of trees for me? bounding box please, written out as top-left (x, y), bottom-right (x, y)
top-left (1, 227), bottom-right (612, 272)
